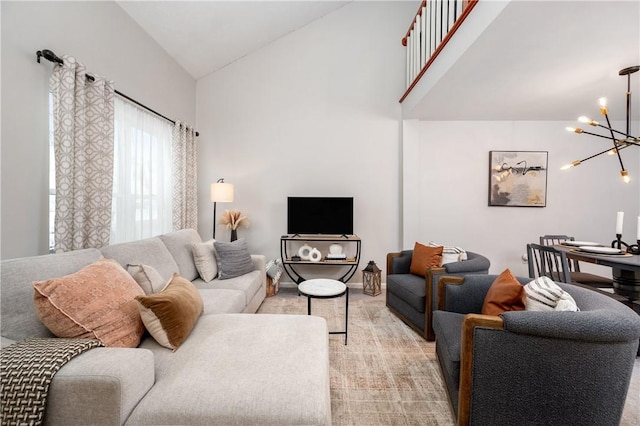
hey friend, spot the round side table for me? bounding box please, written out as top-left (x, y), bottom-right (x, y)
top-left (298, 278), bottom-right (349, 345)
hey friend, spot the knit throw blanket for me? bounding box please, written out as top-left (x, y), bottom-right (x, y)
top-left (1, 338), bottom-right (103, 426)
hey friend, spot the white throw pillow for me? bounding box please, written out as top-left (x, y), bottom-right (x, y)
top-left (524, 277), bottom-right (579, 312)
top-left (191, 239), bottom-right (218, 282)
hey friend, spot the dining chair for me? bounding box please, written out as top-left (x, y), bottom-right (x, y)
top-left (538, 235), bottom-right (614, 289)
top-left (527, 243), bottom-right (572, 283)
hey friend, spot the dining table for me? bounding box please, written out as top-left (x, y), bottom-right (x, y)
top-left (554, 243), bottom-right (640, 313)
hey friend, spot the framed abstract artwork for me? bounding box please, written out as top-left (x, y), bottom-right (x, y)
top-left (489, 151), bottom-right (548, 207)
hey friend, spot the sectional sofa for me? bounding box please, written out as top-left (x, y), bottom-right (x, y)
top-left (1, 229), bottom-right (332, 425)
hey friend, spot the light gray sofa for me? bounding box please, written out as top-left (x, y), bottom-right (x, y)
top-left (1, 229), bottom-right (332, 425)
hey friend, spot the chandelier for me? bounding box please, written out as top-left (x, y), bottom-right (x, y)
top-left (562, 65), bottom-right (639, 183)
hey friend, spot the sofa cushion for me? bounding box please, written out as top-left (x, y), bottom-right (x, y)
top-left (158, 229), bottom-right (202, 281)
top-left (199, 289), bottom-right (246, 314)
top-left (101, 237), bottom-right (179, 282)
top-left (191, 239), bottom-right (218, 282)
top-left (481, 269), bottom-right (525, 316)
top-left (136, 274), bottom-right (203, 351)
top-left (1, 249), bottom-right (103, 341)
top-left (386, 273), bottom-right (426, 313)
top-left (127, 314), bottom-right (331, 425)
top-left (127, 264), bottom-right (166, 294)
top-left (214, 239), bottom-right (255, 280)
top-left (195, 270), bottom-right (263, 308)
top-left (409, 242), bottom-right (443, 277)
top-left (32, 258), bottom-right (145, 348)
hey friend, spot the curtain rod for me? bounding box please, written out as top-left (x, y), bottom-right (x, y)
top-left (36, 49), bottom-right (199, 137)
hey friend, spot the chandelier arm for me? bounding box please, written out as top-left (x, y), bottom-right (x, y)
top-left (594, 123), bottom-right (635, 139)
top-left (580, 130), bottom-right (617, 140)
top-left (579, 148), bottom-right (617, 163)
top-left (602, 113), bottom-right (626, 171)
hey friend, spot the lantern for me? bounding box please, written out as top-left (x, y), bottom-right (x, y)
top-left (362, 260), bottom-right (382, 296)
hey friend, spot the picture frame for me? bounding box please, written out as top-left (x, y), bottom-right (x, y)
top-left (489, 151), bottom-right (548, 207)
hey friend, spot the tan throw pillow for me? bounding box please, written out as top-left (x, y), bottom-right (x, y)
top-left (127, 263), bottom-right (166, 294)
top-left (482, 269), bottom-right (526, 316)
top-left (191, 239), bottom-right (218, 282)
top-left (409, 242), bottom-right (443, 277)
top-left (135, 274), bottom-right (203, 351)
top-left (33, 258), bottom-right (145, 348)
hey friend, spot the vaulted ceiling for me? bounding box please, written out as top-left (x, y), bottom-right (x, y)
top-left (117, 1), bottom-right (350, 80)
top-left (117, 1), bottom-right (640, 121)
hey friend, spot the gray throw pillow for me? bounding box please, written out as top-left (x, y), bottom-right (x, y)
top-left (214, 239), bottom-right (255, 280)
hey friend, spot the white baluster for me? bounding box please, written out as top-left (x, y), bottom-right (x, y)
top-left (421, 5), bottom-right (427, 67)
top-left (435, 0), bottom-right (442, 47)
top-left (416, 14), bottom-right (422, 73)
top-left (406, 34), bottom-right (411, 88)
top-left (448, 0), bottom-right (455, 32)
top-left (409, 29), bottom-right (415, 83)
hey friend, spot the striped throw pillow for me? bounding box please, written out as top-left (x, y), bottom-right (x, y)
top-left (524, 277), bottom-right (579, 312)
top-left (428, 242), bottom-right (467, 264)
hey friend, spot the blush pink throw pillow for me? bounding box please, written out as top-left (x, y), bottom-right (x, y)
top-left (33, 258), bottom-right (145, 348)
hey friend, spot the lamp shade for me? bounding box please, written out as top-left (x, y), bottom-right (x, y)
top-left (210, 182), bottom-right (234, 203)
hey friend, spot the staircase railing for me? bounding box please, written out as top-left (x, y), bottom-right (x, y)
top-left (400, 0), bottom-right (479, 102)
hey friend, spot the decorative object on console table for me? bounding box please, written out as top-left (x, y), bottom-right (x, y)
top-left (362, 260), bottom-right (381, 296)
top-left (489, 151), bottom-right (548, 207)
top-left (219, 209), bottom-right (249, 242)
top-left (210, 178), bottom-right (234, 238)
top-left (562, 65), bottom-right (640, 183)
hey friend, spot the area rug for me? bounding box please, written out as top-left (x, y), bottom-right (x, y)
top-left (258, 286), bottom-right (640, 426)
top-left (258, 288), bottom-right (455, 425)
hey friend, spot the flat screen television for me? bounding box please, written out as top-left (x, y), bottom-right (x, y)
top-left (287, 197), bottom-right (353, 235)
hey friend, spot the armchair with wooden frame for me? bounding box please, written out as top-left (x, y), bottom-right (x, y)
top-left (432, 274), bottom-right (640, 426)
top-left (385, 249), bottom-right (490, 341)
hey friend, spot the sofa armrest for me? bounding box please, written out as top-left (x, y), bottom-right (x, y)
top-left (443, 251), bottom-right (490, 274)
top-left (386, 250), bottom-right (412, 275)
top-left (458, 314), bottom-right (504, 426)
top-left (251, 254), bottom-right (266, 283)
top-left (45, 347), bottom-right (154, 426)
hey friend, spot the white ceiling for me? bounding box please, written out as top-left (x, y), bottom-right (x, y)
top-left (117, 0), bottom-right (640, 121)
top-left (117, 0), bottom-right (351, 80)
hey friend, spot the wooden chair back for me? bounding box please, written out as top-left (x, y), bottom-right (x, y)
top-left (527, 243), bottom-right (572, 283)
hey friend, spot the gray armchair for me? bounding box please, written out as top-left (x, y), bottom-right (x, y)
top-left (385, 250), bottom-right (490, 341)
top-left (432, 274), bottom-right (640, 426)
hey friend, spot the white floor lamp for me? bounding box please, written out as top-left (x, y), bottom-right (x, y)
top-left (210, 179), bottom-right (234, 238)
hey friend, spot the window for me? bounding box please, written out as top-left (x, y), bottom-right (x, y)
top-left (49, 96), bottom-right (174, 248)
top-left (111, 97), bottom-right (173, 244)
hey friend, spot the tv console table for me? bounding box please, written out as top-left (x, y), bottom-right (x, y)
top-left (280, 234), bottom-right (361, 284)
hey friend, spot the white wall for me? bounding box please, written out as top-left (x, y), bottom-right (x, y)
top-left (404, 120), bottom-right (640, 277)
top-left (1, 1), bottom-right (196, 259)
top-left (196, 1), bottom-right (418, 283)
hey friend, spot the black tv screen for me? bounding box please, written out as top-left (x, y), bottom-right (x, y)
top-left (287, 197), bottom-right (353, 235)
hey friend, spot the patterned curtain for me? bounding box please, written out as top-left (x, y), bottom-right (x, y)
top-left (172, 122), bottom-right (198, 230)
top-left (51, 56), bottom-right (115, 252)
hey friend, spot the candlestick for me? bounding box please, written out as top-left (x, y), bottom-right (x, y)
top-left (616, 211), bottom-right (624, 235)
